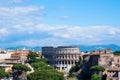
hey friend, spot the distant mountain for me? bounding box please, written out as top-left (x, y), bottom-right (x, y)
top-left (5, 44), bottom-right (120, 52)
top-left (78, 44), bottom-right (120, 52)
top-left (6, 46), bottom-right (41, 51)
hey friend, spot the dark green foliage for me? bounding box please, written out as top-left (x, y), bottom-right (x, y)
top-left (12, 64), bottom-right (31, 71)
top-left (27, 51), bottom-right (38, 63)
top-left (0, 69), bottom-right (9, 78)
top-left (31, 61), bottom-right (54, 71)
top-left (27, 70), bottom-right (64, 80)
top-left (91, 74), bottom-right (101, 80)
top-left (114, 51), bottom-right (120, 56)
top-left (69, 60), bottom-right (82, 77)
top-left (69, 66), bottom-right (79, 77)
top-left (91, 65), bottom-right (105, 71)
top-left (34, 58), bottom-right (48, 63)
top-left (109, 78), bottom-right (113, 80)
top-left (102, 74), bottom-right (107, 80)
top-left (69, 66), bottom-right (80, 73)
top-left (27, 58), bottom-right (64, 80)
top-left (12, 64), bottom-right (31, 80)
top-left (27, 51), bottom-right (38, 59)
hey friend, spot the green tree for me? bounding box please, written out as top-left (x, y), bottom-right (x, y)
top-left (109, 78), bottom-right (113, 80)
top-left (91, 74), bottom-right (101, 80)
top-left (27, 70), bottom-right (64, 80)
top-left (0, 69), bottom-right (9, 79)
top-left (27, 51), bottom-right (38, 63)
top-left (31, 61), bottom-right (54, 71)
top-left (91, 65), bottom-right (105, 71)
top-left (69, 60), bottom-right (82, 77)
top-left (90, 65), bottom-right (104, 79)
top-left (35, 58), bottom-right (48, 63)
top-left (114, 51), bottom-right (120, 56)
top-left (27, 58), bottom-right (64, 80)
top-left (12, 64), bottom-right (31, 80)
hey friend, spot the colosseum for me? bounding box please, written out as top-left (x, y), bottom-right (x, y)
top-left (42, 46), bottom-right (80, 72)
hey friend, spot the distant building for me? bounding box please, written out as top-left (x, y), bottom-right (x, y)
top-left (0, 49), bottom-right (7, 54)
top-left (0, 50), bottom-right (29, 73)
top-left (106, 68), bottom-right (120, 80)
top-left (81, 48), bottom-right (120, 80)
top-left (11, 52), bottom-right (29, 64)
top-left (0, 50), bottom-right (13, 61)
top-left (42, 46), bottom-right (80, 72)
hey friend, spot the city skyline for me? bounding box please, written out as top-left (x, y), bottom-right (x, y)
top-left (0, 0), bottom-right (120, 47)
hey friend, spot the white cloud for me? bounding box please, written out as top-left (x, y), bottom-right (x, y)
top-left (0, 23), bottom-right (120, 47)
top-left (34, 25), bottom-right (120, 45)
top-left (0, 0), bottom-right (28, 5)
top-left (36, 24), bottom-right (67, 31)
top-left (60, 16), bottom-right (69, 19)
top-left (0, 5), bottom-right (45, 31)
top-left (18, 24), bottom-right (120, 45)
top-left (28, 31), bottom-right (33, 34)
top-left (12, 0), bottom-right (27, 3)
top-left (0, 6), bottom-right (44, 16)
top-left (0, 28), bottom-right (9, 40)
top-left (0, 4), bottom-right (45, 43)
top-left (2, 38), bottom-right (66, 47)
top-left (0, 28), bottom-right (9, 34)
top-left (0, 1), bottom-right (120, 47)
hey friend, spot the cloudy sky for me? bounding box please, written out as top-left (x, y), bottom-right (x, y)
top-left (0, 0), bottom-right (120, 47)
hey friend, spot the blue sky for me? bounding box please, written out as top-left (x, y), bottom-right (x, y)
top-left (0, 0), bottom-right (120, 47)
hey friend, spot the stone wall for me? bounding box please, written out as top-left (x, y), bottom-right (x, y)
top-left (42, 46), bottom-right (80, 72)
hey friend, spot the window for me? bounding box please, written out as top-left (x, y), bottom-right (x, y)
top-left (68, 61), bottom-right (70, 64)
top-left (71, 61), bottom-right (73, 64)
top-left (65, 61), bottom-right (67, 64)
top-left (62, 61), bottom-right (64, 64)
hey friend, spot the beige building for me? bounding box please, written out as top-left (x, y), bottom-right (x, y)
top-left (0, 51), bottom-right (12, 61)
top-left (0, 50), bottom-right (29, 73)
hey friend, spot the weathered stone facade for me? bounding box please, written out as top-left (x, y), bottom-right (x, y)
top-left (42, 46), bottom-right (80, 72)
top-left (81, 48), bottom-right (120, 80)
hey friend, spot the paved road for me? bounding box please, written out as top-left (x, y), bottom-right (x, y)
top-left (26, 63), bottom-right (34, 74)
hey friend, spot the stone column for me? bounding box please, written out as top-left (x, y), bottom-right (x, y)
top-left (73, 61), bottom-right (75, 66)
top-left (67, 61), bottom-right (68, 65)
top-left (70, 61), bottom-right (71, 65)
top-left (67, 55), bottom-right (69, 59)
top-left (64, 55), bottom-right (65, 59)
top-left (58, 61), bottom-right (60, 65)
top-left (64, 61), bottom-right (65, 65)
top-left (73, 55), bottom-right (75, 59)
top-left (70, 55), bottom-right (71, 59)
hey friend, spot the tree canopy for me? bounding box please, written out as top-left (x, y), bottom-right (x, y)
top-left (36, 58), bottom-right (48, 63)
top-left (27, 56), bottom-right (64, 80)
top-left (31, 61), bottom-right (54, 71)
top-left (12, 64), bottom-right (31, 71)
top-left (27, 51), bottom-right (38, 63)
top-left (0, 69), bottom-right (9, 79)
top-left (90, 65), bottom-right (105, 71)
top-left (69, 60), bottom-right (82, 77)
top-left (27, 70), bottom-right (64, 80)
top-left (27, 51), bottom-right (38, 59)
top-left (12, 64), bottom-right (31, 80)
top-left (91, 74), bottom-right (101, 80)
top-left (114, 51), bottom-right (120, 56)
